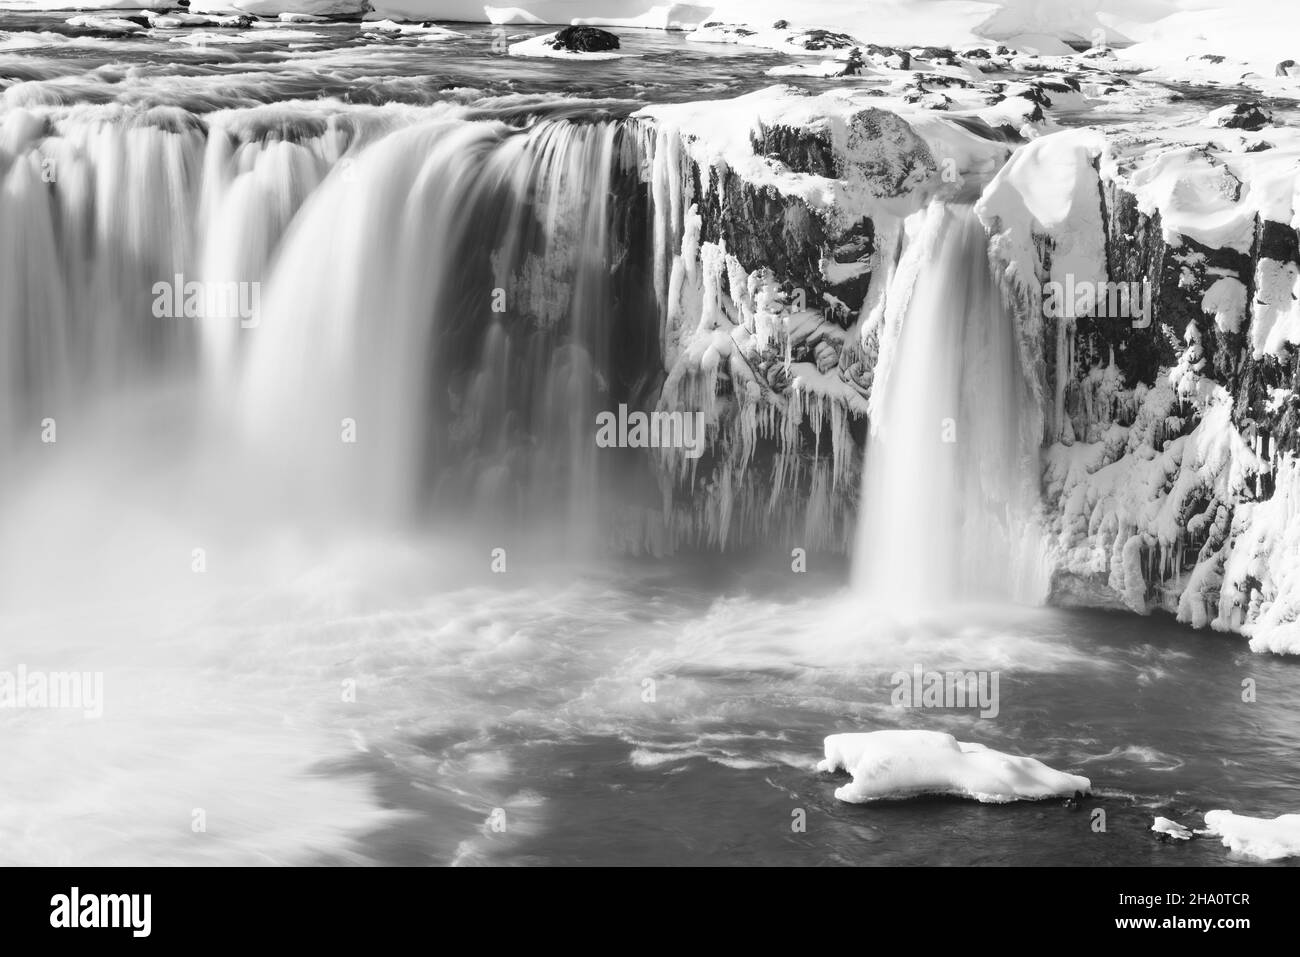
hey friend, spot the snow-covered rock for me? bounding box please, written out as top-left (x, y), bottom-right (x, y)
top-left (818, 730), bottom-right (1091, 803)
top-left (509, 27), bottom-right (625, 59)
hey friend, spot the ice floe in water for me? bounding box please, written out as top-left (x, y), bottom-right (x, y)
top-left (1203, 810), bottom-right (1300, 861)
top-left (1151, 816), bottom-right (1193, 840)
top-left (818, 730), bottom-right (1091, 804)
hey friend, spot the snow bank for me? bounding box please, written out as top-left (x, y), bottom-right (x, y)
top-left (1112, 0), bottom-right (1300, 84)
top-left (637, 86), bottom-right (1007, 228)
top-left (1203, 809), bottom-right (1300, 861)
top-left (818, 730), bottom-right (1090, 803)
top-left (978, 127), bottom-right (1108, 293)
top-left (976, 127), bottom-right (1107, 443)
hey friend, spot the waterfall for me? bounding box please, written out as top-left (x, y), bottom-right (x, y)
top-left (2, 103), bottom-right (1046, 573)
top-left (0, 104), bottom-right (658, 549)
top-left (854, 202), bottom-right (1039, 605)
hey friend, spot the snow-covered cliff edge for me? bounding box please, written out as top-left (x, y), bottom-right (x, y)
top-left (630, 59), bottom-right (1300, 654)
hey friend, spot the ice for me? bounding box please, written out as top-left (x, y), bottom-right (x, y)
top-left (818, 730), bottom-right (1091, 804)
top-left (1203, 810), bottom-right (1300, 861)
top-left (1151, 816), bottom-right (1192, 840)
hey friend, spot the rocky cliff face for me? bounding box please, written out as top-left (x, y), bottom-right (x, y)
top-left (629, 87), bottom-right (1006, 552)
top-left (633, 80), bottom-right (1300, 654)
top-left (1023, 123), bottom-right (1300, 654)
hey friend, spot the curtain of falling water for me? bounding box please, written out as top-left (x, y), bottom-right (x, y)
top-left (0, 105), bottom-right (646, 549)
top-left (854, 202), bottom-right (1034, 604)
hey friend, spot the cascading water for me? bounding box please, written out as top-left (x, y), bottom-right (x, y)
top-left (854, 202), bottom-right (1037, 605)
top-left (0, 104), bottom-right (660, 549)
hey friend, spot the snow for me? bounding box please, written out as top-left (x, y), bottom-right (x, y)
top-left (1043, 370), bottom-right (1263, 621)
top-left (818, 730), bottom-right (1090, 804)
top-left (636, 86), bottom-right (1009, 231)
top-left (1200, 275), bottom-right (1247, 336)
top-left (979, 127), bottom-right (1109, 289)
top-left (1100, 125), bottom-right (1300, 270)
top-left (1230, 460), bottom-right (1300, 656)
top-left (0, 1), bottom-right (1290, 80)
top-left (364, 19), bottom-right (465, 37)
top-left (687, 22), bottom-right (863, 58)
top-left (1111, 0), bottom-right (1300, 84)
top-left (1203, 809), bottom-right (1300, 861)
top-left (1250, 259), bottom-right (1300, 359)
top-left (63, 14), bottom-right (144, 32)
top-left (976, 127), bottom-right (1107, 442)
top-left (766, 60), bottom-right (857, 79)
top-left (1125, 146), bottom-right (1256, 254)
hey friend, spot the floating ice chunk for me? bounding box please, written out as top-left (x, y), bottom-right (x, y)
top-left (1151, 816), bottom-right (1193, 840)
top-left (64, 15), bottom-right (146, 33)
top-left (364, 19), bottom-right (464, 37)
top-left (1203, 810), bottom-right (1300, 861)
top-left (818, 730), bottom-right (1090, 804)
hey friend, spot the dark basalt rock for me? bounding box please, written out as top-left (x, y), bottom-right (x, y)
top-left (1277, 59), bottom-right (1298, 76)
top-left (691, 130), bottom-right (873, 304)
top-left (796, 29), bottom-right (859, 51)
top-left (863, 43), bottom-right (910, 69)
top-left (750, 122), bottom-right (838, 177)
top-left (1064, 163), bottom-right (1300, 497)
top-left (1042, 76), bottom-right (1081, 92)
top-left (911, 46), bottom-right (958, 65)
top-left (729, 109), bottom-right (930, 305)
top-left (549, 25), bottom-right (620, 53)
top-left (1214, 102), bottom-right (1272, 131)
top-left (919, 74), bottom-right (970, 89)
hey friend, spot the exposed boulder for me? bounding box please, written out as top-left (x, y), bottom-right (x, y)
top-left (1209, 102), bottom-right (1273, 131)
top-left (549, 25), bottom-right (620, 53)
top-left (795, 28), bottom-right (859, 51)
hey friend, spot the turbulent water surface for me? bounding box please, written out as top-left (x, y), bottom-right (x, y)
top-left (4, 533), bottom-right (1299, 866)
